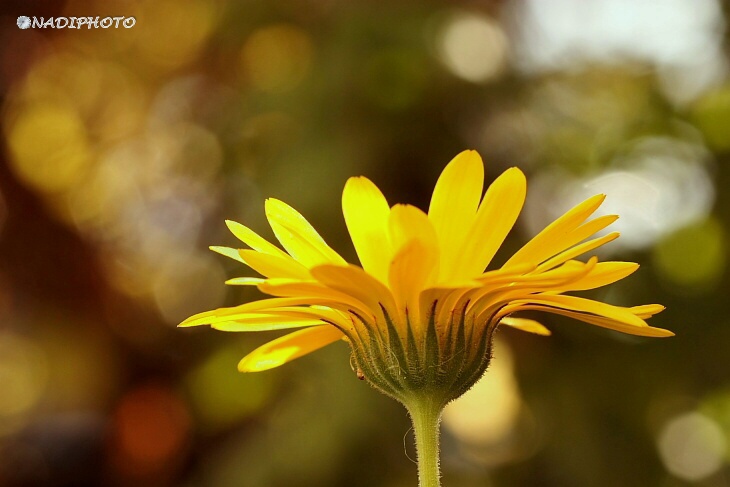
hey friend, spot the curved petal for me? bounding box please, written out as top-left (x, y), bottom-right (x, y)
top-left (428, 150), bottom-right (484, 281)
top-left (536, 232), bottom-right (620, 272)
top-left (477, 262), bottom-right (536, 283)
top-left (179, 297), bottom-right (337, 327)
top-left (500, 305), bottom-right (673, 337)
top-left (239, 249), bottom-right (311, 280)
top-left (504, 194), bottom-right (606, 268)
top-left (387, 205), bottom-right (440, 315)
top-left (265, 198), bottom-right (347, 268)
top-left (554, 261), bottom-right (639, 292)
top-left (210, 246), bottom-right (245, 263)
top-left (310, 264), bottom-right (398, 323)
top-left (469, 259), bottom-right (599, 319)
top-left (254, 306), bottom-right (352, 330)
top-left (238, 325), bottom-right (345, 372)
top-left (388, 204), bottom-right (439, 256)
top-left (225, 277), bottom-right (265, 285)
top-left (451, 167), bottom-right (526, 280)
top-left (225, 220), bottom-right (289, 258)
top-left (500, 317), bottom-right (551, 336)
top-left (389, 240), bottom-right (439, 325)
top-left (258, 279), bottom-right (373, 318)
top-left (342, 176), bottom-right (392, 284)
top-left (631, 304), bottom-right (665, 319)
top-left (562, 214), bottom-right (619, 250)
top-left (211, 314), bottom-right (324, 331)
top-left (505, 295), bottom-right (649, 328)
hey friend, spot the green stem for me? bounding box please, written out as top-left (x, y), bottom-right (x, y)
top-left (406, 396), bottom-right (443, 487)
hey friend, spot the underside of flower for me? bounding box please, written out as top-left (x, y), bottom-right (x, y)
top-left (346, 298), bottom-right (493, 406)
top-left (179, 150), bottom-right (672, 404)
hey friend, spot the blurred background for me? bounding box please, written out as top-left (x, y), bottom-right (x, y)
top-left (1, 0), bottom-right (729, 486)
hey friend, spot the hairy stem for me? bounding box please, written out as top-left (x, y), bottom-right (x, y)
top-left (406, 395), bottom-right (443, 487)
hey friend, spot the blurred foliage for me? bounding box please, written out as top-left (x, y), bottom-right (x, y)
top-left (1, 0), bottom-right (729, 486)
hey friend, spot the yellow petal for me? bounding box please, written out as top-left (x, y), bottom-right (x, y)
top-left (536, 232), bottom-right (620, 272)
top-left (239, 249), bottom-right (311, 280)
top-left (630, 304), bottom-right (666, 319)
top-left (388, 204), bottom-right (439, 256)
top-left (178, 297), bottom-right (336, 327)
top-left (566, 214), bottom-right (619, 246)
top-left (512, 215), bottom-right (618, 271)
top-left (504, 194), bottom-right (606, 268)
top-left (210, 246), bottom-right (245, 263)
top-left (258, 278), bottom-right (374, 318)
top-left (522, 214), bottom-right (618, 269)
top-left (469, 259), bottom-right (598, 319)
top-left (500, 317), bottom-right (551, 336)
top-left (477, 262), bottom-right (536, 283)
top-left (524, 258), bottom-right (598, 288)
top-left (451, 167), bottom-right (526, 280)
top-left (507, 294), bottom-right (648, 328)
top-left (567, 312), bottom-right (673, 337)
top-left (254, 306), bottom-right (350, 328)
top-left (211, 314), bottom-right (324, 331)
top-left (428, 150), bottom-right (484, 281)
top-left (265, 198), bottom-right (347, 268)
top-left (558, 261), bottom-right (639, 291)
top-left (310, 264), bottom-right (398, 322)
top-left (225, 220), bottom-right (289, 258)
top-left (225, 277), bottom-right (265, 285)
top-left (501, 305), bottom-right (674, 337)
top-left (238, 325), bottom-right (345, 372)
top-left (389, 240), bottom-right (439, 325)
top-left (387, 204), bottom-right (440, 310)
top-left (342, 176), bottom-right (392, 283)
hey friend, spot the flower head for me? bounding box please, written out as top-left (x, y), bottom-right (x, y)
top-left (180, 150), bottom-right (671, 405)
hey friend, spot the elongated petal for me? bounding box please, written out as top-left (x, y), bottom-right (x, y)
top-left (388, 204), bottom-right (439, 256)
top-left (521, 214), bottom-right (618, 270)
top-left (238, 325), bottom-right (345, 372)
top-left (310, 264), bottom-right (398, 322)
top-left (556, 261), bottom-right (638, 292)
top-left (451, 167), bottom-right (526, 280)
top-left (179, 297), bottom-right (337, 327)
top-left (210, 246), bottom-right (245, 263)
top-left (265, 198), bottom-right (347, 268)
top-left (564, 214), bottom-right (618, 248)
top-left (428, 150), bottom-right (484, 280)
top-left (631, 304), bottom-right (665, 318)
top-left (536, 232), bottom-right (620, 272)
top-left (509, 215), bottom-right (618, 273)
top-left (504, 194), bottom-right (606, 268)
top-left (388, 204), bottom-right (440, 306)
top-left (507, 294), bottom-right (648, 328)
top-left (226, 220), bottom-right (289, 258)
top-left (500, 317), bottom-right (551, 336)
top-left (212, 314), bottom-right (324, 331)
top-left (477, 262), bottom-right (536, 283)
top-left (225, 277), bottom-right (265, 285)
top-left (239, 249), bottom-right (311, 280)
top-left (389, 240), bottom-right (438, 325)
top-left (469, 259), bottom-right (599, 319)
top-left (258, 279), bottom-right (373, 317)
top-left (501, 305), bottom-right (673, 337)
top-left (255, 306), bottom-right (351, 328)
top-left (342, 176), bottom-right (392, 283)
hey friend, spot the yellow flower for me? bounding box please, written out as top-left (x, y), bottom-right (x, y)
top-left (180, 150), bottom-right (671, 405)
